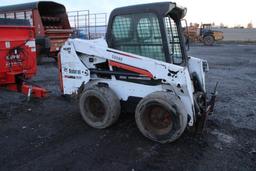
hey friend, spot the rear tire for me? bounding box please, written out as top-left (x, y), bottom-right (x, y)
top-left (79, 85), bottom-right (121, 129)
top-left (135, 91), bottom-right (187, 143)
top-left (203, 35), bottom-right (214, 46)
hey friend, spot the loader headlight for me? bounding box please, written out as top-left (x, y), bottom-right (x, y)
top-left (202, 60), bottom-right (209, 72)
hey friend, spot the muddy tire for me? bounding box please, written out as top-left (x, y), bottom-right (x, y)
top-left (135, 91), bottom-right (188, 143)
top-left (203, 35), bottom-right (215, 46)
top-left (79, 85), bottom-right (121, 129)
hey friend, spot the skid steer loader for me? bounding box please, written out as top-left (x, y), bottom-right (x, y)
top-left (58, 2), bottom-right (217, 143)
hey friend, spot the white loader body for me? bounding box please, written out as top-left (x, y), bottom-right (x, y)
top-left (59, 38), bottom-right (208, 126)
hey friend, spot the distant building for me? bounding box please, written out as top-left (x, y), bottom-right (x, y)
top-left (247, 22), bottom-right (253, 29)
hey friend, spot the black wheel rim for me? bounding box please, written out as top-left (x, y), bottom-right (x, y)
top-left (85, 96), bottom-right (106, 121)
top-left (205, 36), bottom-right (213, 45)
top-left (142, 103), bottom-right (173, 135)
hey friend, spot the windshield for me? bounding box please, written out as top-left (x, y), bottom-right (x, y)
top-left (111, 13), bottom-right (166, 62)
top-left (165, 16), bottom-right (184, 64)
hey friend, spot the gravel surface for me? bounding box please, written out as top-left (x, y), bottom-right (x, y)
top-left (0, 44), bottom-right (255, 171)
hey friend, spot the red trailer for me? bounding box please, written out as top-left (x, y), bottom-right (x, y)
top-left (0, 18), bottom-right (47, 98)
top-left (0, 1), bottom-right (73, 63)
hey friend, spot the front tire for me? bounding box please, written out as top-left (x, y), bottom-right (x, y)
top-left (79, 85), bottom-right (121, 129)
top-left (135, 92), bottom-right (188, 143)
top-left (203, 35), bottom-right (215, 46)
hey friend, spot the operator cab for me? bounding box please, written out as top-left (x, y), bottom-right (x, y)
top-left (200, 24), bottom-right (212, 35)
top-left (106, 2), bottom-right (187, 65)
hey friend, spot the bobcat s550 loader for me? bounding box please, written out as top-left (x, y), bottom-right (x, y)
top-left (59, 2), bottom-right (217, 143)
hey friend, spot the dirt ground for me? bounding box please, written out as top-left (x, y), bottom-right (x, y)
top-left (0, 44), bottom-right (255, 171)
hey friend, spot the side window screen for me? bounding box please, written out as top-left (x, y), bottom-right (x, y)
top-left (112, 16), bottom-right (131, 40)
top-left (137, 18), bottom-right (151, 39)
top-left (165, 17), bottom-right (183, 64)
top-left (111, 13), bottom-right (165, 62)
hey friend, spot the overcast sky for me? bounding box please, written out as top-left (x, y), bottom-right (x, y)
top-left (0, 0), bottom-right (255, 27)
